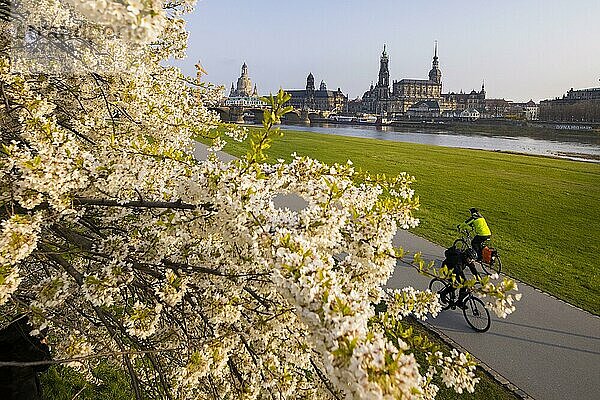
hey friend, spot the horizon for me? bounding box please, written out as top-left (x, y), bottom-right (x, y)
top-left (176, 0), bottom-right (600, 102)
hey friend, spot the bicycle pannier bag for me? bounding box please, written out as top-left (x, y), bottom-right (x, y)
top-left (443, 246), bottom-right (461, 269)
top-left (482, 246), bottom-right (492, 264)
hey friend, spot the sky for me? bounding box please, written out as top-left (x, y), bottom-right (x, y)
top-left (175, 0), bottom-right (600, 102)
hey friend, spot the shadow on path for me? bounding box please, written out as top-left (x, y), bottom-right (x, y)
top-left (430, 313), bottom-right (600, 356)
top-left (493, 319), bottom-right (600, 341)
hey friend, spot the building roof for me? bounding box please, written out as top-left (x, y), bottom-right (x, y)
top-left (287, 89), bottom-right (345, 98)
top-left (410, 100), bottom-right (441, 110)
top-left (397, 79), bottom-right (438, 85)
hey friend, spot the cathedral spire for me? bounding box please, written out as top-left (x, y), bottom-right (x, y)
top-left (432, 40), bottom-right (439, 68)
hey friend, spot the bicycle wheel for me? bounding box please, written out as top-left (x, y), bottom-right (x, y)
top-left (481, 253), bottom-right (502, 275)
top-left (462, 296), bottom-right (491, 332)
top-left (452, 238), bottom-right (469, 252)
top-left (429, 278), bottom-right (451, 310)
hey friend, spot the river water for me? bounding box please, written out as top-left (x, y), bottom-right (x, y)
top-left (277, 123), bottom-right (600, 163)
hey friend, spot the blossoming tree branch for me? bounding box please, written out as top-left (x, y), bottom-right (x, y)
top-left (0, 1), bottom-right (521, 399)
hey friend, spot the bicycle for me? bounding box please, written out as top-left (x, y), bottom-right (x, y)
top-left (453, 228), bottom-right (502, 275)
top-left (429, 277), bottom-right (491, 332)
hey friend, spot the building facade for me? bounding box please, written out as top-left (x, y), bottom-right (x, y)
top-left (286, 73), bottom-right (348, 112)
top-left (360, 44), bottom-right (444, 115)
top-left (484, 99), bottom-right (512, 118)
top-left (229, 62), bottom-right (258, 98)
top-left (539, 87), bottom-right (600, 122)
top-left (442, 85), bottom-right (486, 113)
top-left (406, 100), bottom-right (441, 118)
top-left (357, 43), bottom-right (485, 117)
top-left (224, 63), bottom-right (262, 108)
top-left (392, 42), bottom-right (443, 113)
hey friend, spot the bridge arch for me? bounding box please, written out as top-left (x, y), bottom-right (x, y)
top-left (209, 107), bottom-right (230, 122)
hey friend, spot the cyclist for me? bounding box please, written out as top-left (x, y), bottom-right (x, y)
top-left (458, 208), bottom-right (491, 261)
top-left (439, 247), bottom-right (480, 306)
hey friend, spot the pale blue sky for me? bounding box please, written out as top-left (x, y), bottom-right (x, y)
top-left (176, 0), bottom-right (600, 102)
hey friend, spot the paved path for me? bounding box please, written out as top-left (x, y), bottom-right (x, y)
top-left (388, 230), bottom-right (600, 400)
top-left (195, 143), bottom-right (600, 399)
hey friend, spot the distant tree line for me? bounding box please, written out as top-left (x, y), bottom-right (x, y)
top-left (539, 100), bottom-right (600, 123)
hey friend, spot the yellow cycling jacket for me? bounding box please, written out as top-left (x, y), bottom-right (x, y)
top-left (460, 216), bottom-right (491, 236)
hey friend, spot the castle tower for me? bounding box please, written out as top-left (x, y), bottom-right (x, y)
top-left (306, 73), bottom-right (315, 91)
top-left (428, 41), bottom-right (442, 84)
top-left (319, 80), bottom-right (327, 91)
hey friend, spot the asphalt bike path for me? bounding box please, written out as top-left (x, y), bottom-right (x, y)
top-left (388, 230), bottom-right (600, 400)
top-left (195, 143), bottom-right (600, 400)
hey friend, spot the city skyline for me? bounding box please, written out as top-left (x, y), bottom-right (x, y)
top-left (177, 0), bottom-right (600, 102)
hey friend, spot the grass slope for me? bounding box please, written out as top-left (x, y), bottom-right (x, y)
top-left (406, 317), bottom-right (519, 400)
top-left (221, 127), bottom-right (600, 314)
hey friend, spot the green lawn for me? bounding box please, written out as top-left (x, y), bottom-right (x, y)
top-left (219, 127), bottom-right (600, 315)
top-left (405, 317), bottom-right (519, 400)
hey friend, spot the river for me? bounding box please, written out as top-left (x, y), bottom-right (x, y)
top-left (277, 123), bottom-right (600, 163)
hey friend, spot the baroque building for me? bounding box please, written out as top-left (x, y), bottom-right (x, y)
top-left (361, 45), bottom-right (391, 114)
top-left (286, 73), bottom-right (348, 112)
top-left (224, 63), bottom-right (262, 107)
top-left (392, 42), bottom-right (443, 113)
top-left (358, 43), bottom-right (486, 117)
top-left (361, 43), bottom-right (444, 115)
top-left (442, 84), bottom-right (486, 113)
top-left (229, 62), bottom-right (258, 97)
top-left (539, 86), bottom-right (600, 123)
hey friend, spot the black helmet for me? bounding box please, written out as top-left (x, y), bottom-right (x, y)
top-left (469, 208), bottom-right (478, 214)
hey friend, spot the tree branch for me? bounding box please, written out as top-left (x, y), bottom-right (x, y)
top-left (73, 197), bottom-right (214, 211)
top-left (0, 347), bottom-right (185, 368)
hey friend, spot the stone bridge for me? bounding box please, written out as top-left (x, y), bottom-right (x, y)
top-left (209, 106), bottom-right (325, 124)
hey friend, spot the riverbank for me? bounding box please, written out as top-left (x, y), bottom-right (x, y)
top-left (309, 118), bottom-right (600, 138)
top-left (273, 122), bottom-right (600, 163)
top-left (220, 126), bottom-right (600, 315)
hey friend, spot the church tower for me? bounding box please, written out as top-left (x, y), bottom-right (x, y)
top-left (428, 41), bottom-right (442, 84)
top-left (376, 45), bottom-right (390, 102)
top-left (378, 45), bottom-right (390, 89)
top-left (306, 72), bottom-right (315, 91)
top-left (304, 73), bottom-right (316, 109)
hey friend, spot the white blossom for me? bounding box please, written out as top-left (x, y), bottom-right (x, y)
top-left (0, 0), bottom-right (523, 398)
